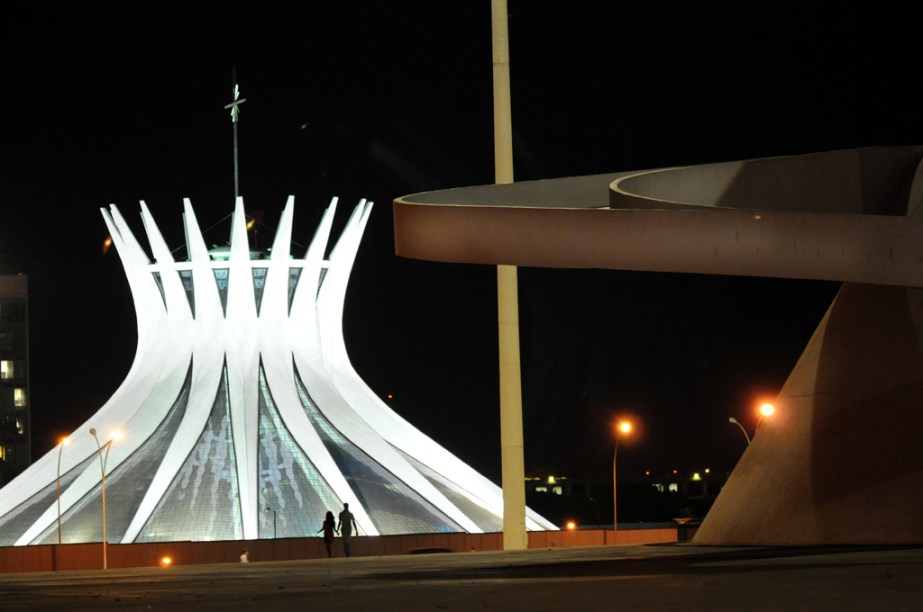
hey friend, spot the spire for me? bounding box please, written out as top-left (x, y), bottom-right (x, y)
top-left (223, 69), bottom-right (247, 199)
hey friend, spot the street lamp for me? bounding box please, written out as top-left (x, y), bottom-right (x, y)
top-left (56, 436), bottom-right (71, 545)
top-left (730, 402), bottom-right (776, 446)
top-left (613, 420), bottom-right (632, 531)
top-left (89, 427), bottom-right (122, 570)
top-left (757, 402), bottom-right (775, 430)
top-left (728, 417), bottom-right (751, 445)
top-left (266, 506), bottom-right (277, 539)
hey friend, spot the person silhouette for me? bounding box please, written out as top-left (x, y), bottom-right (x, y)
top-left (318, 510), bottom-right (336, 557)
top-left (336, 502), bottom-right (358, 557)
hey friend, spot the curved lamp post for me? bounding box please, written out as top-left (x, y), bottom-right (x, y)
top-left (56, 436), bottom-right (71, 544)
top-left (730, 403), bottom-right (776, 446)
top-left (728, 417), bottom-right (751, 445)
top-left (613, 420), bottom-right (632, 530)
top-left (89, 428), bottom-right (122, 570)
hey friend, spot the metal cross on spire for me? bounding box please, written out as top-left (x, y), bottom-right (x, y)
top-left (226, 83), bottom-right (246, 122)
top-left (224, 70), bottom-right (247, 199)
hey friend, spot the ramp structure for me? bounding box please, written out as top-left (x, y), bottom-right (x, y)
top-left (393, 146), bottom-right (923, 545)
top-left (0, 197), bottom-right (555, 545)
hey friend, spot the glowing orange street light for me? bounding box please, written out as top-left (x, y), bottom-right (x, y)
top-left (759, 403), bottom-right (775, 418)
top-left (730, 401), bottom-right (777, 446)
top-left (613, 419), bottom-right (633, 531)
top-left (565, 520), bottom-right (577, 531)
top-left (160, 556), bottom-right (173, 567)
top-left (756, 402), bottom-right (776, 432)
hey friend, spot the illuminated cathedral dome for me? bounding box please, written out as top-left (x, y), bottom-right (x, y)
top-left (0, 197), bottom-right (554, 544)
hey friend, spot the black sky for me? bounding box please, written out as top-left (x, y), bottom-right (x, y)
top-left (0, 2), bottom-right (917, 484)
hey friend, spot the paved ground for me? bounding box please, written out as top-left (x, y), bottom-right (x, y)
top-left (2, 543), bottom-right (922, 610)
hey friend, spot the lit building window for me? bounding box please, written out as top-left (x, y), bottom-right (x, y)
top-left (14, 388), bottom-right (26, 407)
top-left (535, 486), bottom-right (548, 493)
top-left (0, 360), bottom-right (12, 379)
top-left (15, 418), bottom-right (24, 435)
top-left (0, 446), bottom-right (4, 460)
top-left (552, 486), bottom-right (563, 495)
top-left (668, 483), bottom-right (679, 493)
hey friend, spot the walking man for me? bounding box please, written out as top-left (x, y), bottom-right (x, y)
top-left (337, 502), bottom-right (358, 557)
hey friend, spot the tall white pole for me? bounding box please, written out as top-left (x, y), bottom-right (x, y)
top-left (491, 0), bottom-right (527, 551)
top-left (89, 429), bottom-right (112, 570)
top-left (612, 422), bottom-right (632, 531)
top-left (612, 436), bottom-right (620, 531)
top-left (101, 445), bottom-right (108, 570)
top-left (56, 439), bottom-right (66, 545)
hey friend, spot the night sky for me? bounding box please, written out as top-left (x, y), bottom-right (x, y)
top-left (1, 3), bottom-right (917, 486)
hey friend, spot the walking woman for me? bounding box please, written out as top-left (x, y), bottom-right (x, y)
top-left (318, 510), bottom-right (336, 557)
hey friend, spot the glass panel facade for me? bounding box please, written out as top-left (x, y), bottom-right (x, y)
top-left (177, 270), bottom-right (195, 317)
top-left (294, 368), bottom-right (461, 535)
top-left (39, 475), bottom-right (108, 544)
top-left (396, 449), bottom-right (502, 532)
top-left (151, 272), bottom-right (166, 309)
top-left (136, 366), bottom-right (242, 542)
top-left (288, 268), bottom-right (302, 313)
top-left (252, 268), bottom-right (267, 316)
top-left (32, 364), bottom-right (192, 545)
top-left (0, 453), bottom-right (96, 546)
top-left (257, 366), bottom-right (340, 539)
top-left (316, 267), bottom-right (328, 298)
top-left (214, 268), bottom-right (230, 317)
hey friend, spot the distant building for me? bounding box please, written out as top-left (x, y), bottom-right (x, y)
top-left (525, 468), bottom-right (727, 528)
top-left (0, 275), bottom-right (30, 486)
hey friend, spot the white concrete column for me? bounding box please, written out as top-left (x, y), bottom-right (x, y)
top-left (492, 0), bottom-right (527, 550)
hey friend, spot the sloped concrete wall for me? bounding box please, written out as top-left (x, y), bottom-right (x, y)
top-left (695, 283), bottom-right (923, 544)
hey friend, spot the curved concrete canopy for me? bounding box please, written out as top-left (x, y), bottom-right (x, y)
top-left (393, 146), bottom-right (923, 545)
top-left (394, 146), bottom-right (923, 287)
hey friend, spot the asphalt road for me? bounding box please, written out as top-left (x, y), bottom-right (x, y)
top-left (2, 543), bottom-right (922, 610)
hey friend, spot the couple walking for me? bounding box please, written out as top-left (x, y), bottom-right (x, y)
top-left (318, 502), bottom-right (358, 557)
